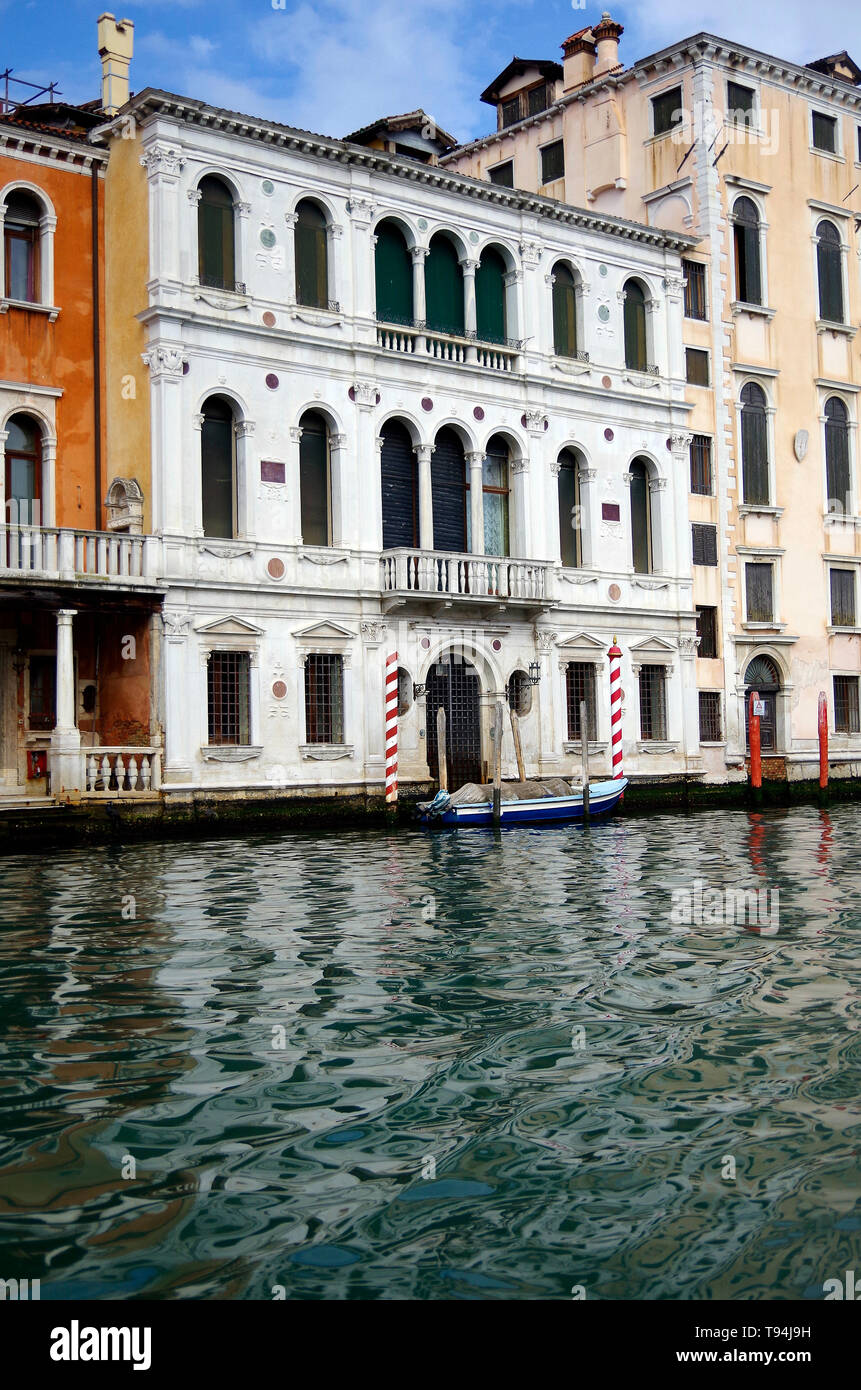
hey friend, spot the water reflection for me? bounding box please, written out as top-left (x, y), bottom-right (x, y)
top-left (0, 806), bottom-right (858, 1300)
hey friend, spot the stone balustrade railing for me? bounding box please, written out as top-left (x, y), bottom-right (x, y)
top-left (83, 747), bottom-right (162, 795)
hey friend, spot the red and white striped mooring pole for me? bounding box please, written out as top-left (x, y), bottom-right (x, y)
top-left (384, 652), bottom-right (399, 802)
top-left (608, 636), bottom-right (623, 780)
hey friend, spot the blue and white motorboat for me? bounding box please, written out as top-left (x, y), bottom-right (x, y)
top-left (416, 777), bottom-right (628, 827)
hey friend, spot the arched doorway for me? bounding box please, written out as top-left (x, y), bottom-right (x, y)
top-left (744, 655), bottom-right (780, 751)
top-left (425, 654), bottom-right (482, 788)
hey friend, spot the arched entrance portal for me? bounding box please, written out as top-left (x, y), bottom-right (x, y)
top-left (745, 655), bottom-right (780, 751)
top-left (426, 655), bottom-right (482, 788)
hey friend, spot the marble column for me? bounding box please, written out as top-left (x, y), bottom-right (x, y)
top-left (417, 445), bottom-right (434, 550)
top-left (50, 609), bottom-right (81, 794)
top-left (466, 450), bottom-right (485, 556)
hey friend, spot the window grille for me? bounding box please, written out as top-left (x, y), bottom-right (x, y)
top-left (207, 651), bottom-right (250, 745)
top-left (690, 435), bottom-right (713, 495)
top-left (682, 259), bottom-right (707, 319)
top-left (696, 605), bottom-right (718, 658)
top-left (639, 665), bottom-right (667, 741)
top-left (566, 663), bottom-right (597, 741)
top-left (834, 675), bottom-right (860, 733)
top-left (304, 653), bottom-right (344, 743)
top-left (698, 691), bottom-right (722, 741)
top-left (830, 568), bottom-right (856, 627)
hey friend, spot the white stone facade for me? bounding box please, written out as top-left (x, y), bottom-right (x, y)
top-left (128, 92), bottom-right (702, 795)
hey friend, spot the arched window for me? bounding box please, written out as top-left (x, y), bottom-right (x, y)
top-left (732, 196), bottom-right (762, 306)
top-left (295, 200), bottom-right (328, 309)
top-left (825, 396), bottom-right (851, 514)
top-left (5, 413), bottom-right (42, 525)
top-left (374, 220), bottom-right (413, 325)
top-left (478, 435), bottom-right (509, 557)
top-left (630, 458), bottom-right (652, 574)
top-left (623, 280), bottom-right (647, 371)
top-left (740, 382), bottom-right (769, 505)
top-left (557, 448), bottom-right (581, 567)
top-left (552, 263), bottom-right (578, 357)
top-left (299, 410), bottom-right (331, 546)
top-left (424, 233), bottom-right (464, 336)
top-left (4, 191), bottom-right (42, 303)
top-left (744, 654), bottom-right (780, 751)
top-left (200, 396), bottom-right (235, 538)
top-left (817, 219), bottom-right (844, 324)
top-left (197, 177), bottom-right (235, 291)
top-left (431, 427), bottom-right (467, 552)
top-left (475, 246), bottom-right (507, 345)
top-left (380, 419), bottom-right (418, 549)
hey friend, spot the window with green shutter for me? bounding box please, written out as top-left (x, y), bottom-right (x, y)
top-left (475, 246), bottom-right (507, 344)
top-left (557, 448), bottom-right (581, 567)
top-left (374, 219), bottom-right (413, 325)
top-left (489, 161), bottom-right (514, 188)
top-left (812, 111), bottom-right (837, 153)
top-left (299, 411), bottom-right (331, 546)
top-left (740, 382), bottom-right (770, 505)
top-left (745, 562), bottom-right (774, 622)
top-left (552, 262), bottom-right (578, 357)
top-left (652, 86), bottom-right (683, 136)
top-left (540, 140), bottom-right (564, 184)
top-left (200, 396), bottom-right (235, 539)
top-left (817, 220), bottom-right (844, 323)
top-left (830, 568), bottom-right (856, 627)
top-left (424, 233), bottom-right (464, 336)
top-left (198, 177), bottom-right (235, 291)
top-left (825, 397), bottom-right (851, 513)
top-left (295, 200), bottom-right (328, 309)
top-left (623, 280), bottom-right (648, 371)
top-left (630, 458), bottom-right (652, 574)
top-left (732, 196), bottom-right (762, 306)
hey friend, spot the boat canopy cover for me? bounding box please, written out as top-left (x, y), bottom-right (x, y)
top-left (447, 778), bottom-right (575, 805)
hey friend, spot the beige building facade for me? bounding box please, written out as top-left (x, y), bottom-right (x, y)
top-left (446, 18), bottom-right (861, 783)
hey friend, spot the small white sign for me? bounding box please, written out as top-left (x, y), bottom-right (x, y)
top-left (753, 700), bottom-right (765, 717)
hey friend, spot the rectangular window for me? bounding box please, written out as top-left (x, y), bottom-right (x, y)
top-left (696, 605), bottom-right (718, 658)
top-left (686, 347), bottom-right (710, 386)
top-left (834, 674), bottom-right (860, 733)
top-left (745, 562), bottom-right (774, 622)
top-left (692, 523), bottom-right (718, 567)
top-left (527, 84), bottom-right (549, 116)
top-left (812, 111), bottom-right (838, 153)
top-left (699, 691), bottom-right (722, 741)
top-left (639, 665), bottom-right (667, 741)
top-left (489, 160), bottom-right (514, 188)
top-left (304, 653), bottom-right (344, 744)
top-left (726, 81), bottom-right (756, 126)
top-left (501, 96), bottom-right (521, 128)
top-left (28, 655), bottom-right (56, 732)
top-left (565, 662), bottom-right (597, 741)
top-left (207, 651), bottom-right (250, 746)
top-left (540, 140), bottom-right (565, 184)
top-left (690, 435), bottom-right (713, 495)
top-left (652, 86), bottom-right (683, 136)
top-left (830, 568), bottom-right (856, 627)
top-left (682, 259), bottom-right (707, 319)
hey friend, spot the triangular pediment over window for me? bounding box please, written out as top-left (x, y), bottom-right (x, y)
top-left (195, 616), bottom-right (265, 637)
top-left (557, 632), bottom-right (606, 653)
top-left (629, 634), bottom-right (677, 658)
top-left (292, 620), bottom-right (356, 642)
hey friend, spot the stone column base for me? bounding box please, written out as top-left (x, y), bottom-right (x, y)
top-left (50, 727), bottom-right (82, 795)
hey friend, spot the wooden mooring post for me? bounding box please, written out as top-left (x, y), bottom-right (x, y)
top-left (580, 699), bottom-right (590, 824)
top-left (436, 706), bottom-right (448, 791)
top-left (509, 707), bottom-right (526, 782)
top-left (492, 700), bottom-right (503, 825)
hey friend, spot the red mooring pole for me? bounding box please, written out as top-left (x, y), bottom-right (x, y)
top-left (818, 690), bottom-right (828, 790)
top-left (748, 689), bottom-right (762, 790)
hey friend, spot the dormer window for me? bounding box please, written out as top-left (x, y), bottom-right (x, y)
top-left (501, 97), bottom-right (521, 129)
top-left (527, 83), bottom-right (549, 116)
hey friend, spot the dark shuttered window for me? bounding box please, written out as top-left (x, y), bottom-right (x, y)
top-left (424, 234), bottom-right (464, 336)
top-left (489, 160), bottom-right (514, 187)
top-left (198, 177), bottom-right (235, 291)
top-left (431, 428), bottom-right (467, 552)
top-left (733, 196), bottom-right (762, 306)
top-left (639, 666), bottom-right (667, 741)
top-left (652, 87), bottom-right (683, 135)
top-left (727, 82), bottom-right (755, 127)
top-left (692, 523), bottom-right (718, 567)
top-left (699, 691), bottom-right (722, 741)
top-left (623, 280), bottom-right (648, 371)
top-left (682, 259), bottom-right (707, 319)
top-left (690, 435), bottom-right (713, 495)
top-left (374, 220), bottom-right (413, 325)
top-left (552, 263), bottom-right (578, 357)
top-left (817, 220), bottom-right (844, 323)
top-left (812, 111), bottom-right (837, 153)
top-left (630, 459), bottom-right (651, 574)
top-left (686, 348), bottom-right (710, 386)
top-left (696, 605), bottom-right (718, 658)
top-left (501, 96), bottom-right (521, 129)
top-left (745, 562), bottom-right (774, 622)
top-left (540, 140), bottom-right (565, 184)
top-left (475, 246), bottom-right (507, 344)
top-left (201, 396), bottom-right (235, 539)
top-left (295, 200), bottom-right (328, 309)
top-left (528, 84), bottom-right (549, 116)
top-left (830, 568), bottom-right (856, 627)
top-left (558, 448), bottom-right (581, 568)
top-left (380, 420), bottom-right (418, 549)
top-left (825, 396), bottom-right (851, 514)
top-left (834, 675), bottom-right (860, 733)
top-left (304, 654), bottom-right (344, 743)
top-left (741, 382), bottom-right (770, 505)
top-left (299, 411), bottom-right (331, 547)
top-left (566, 663), bottom-right (597, 741)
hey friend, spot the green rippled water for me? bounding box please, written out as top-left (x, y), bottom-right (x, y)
top-left (0, 806), bottom-right (858, 1300)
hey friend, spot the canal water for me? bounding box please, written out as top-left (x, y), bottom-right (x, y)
top-left (0, 805), bottom-right (858, 1301)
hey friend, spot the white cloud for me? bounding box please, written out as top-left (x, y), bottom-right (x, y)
top-left (618, 0), bottom-right (860, 68)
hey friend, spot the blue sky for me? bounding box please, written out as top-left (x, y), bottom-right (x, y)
top-left (2, 0), bottom-right (859, 141)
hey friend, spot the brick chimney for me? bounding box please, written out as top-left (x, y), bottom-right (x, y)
top-left (97, 13), bottom-right (134, 115)
top-left (562, 29), bottom-right (597, 92)
top-left (593, 12), bottom-right (624, 77)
